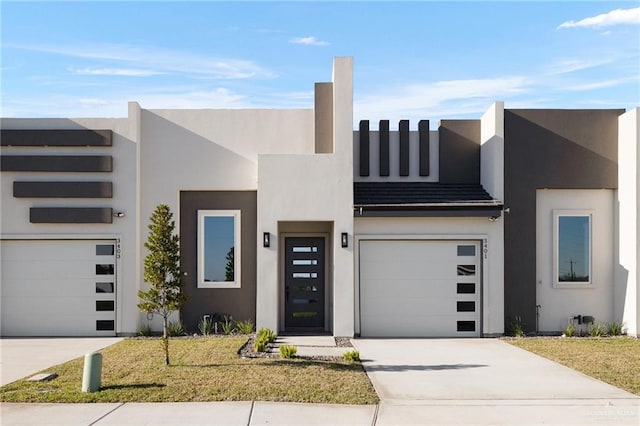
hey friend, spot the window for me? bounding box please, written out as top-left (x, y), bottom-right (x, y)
top-left (457, 245), bottom-right (476, 256)
top-left (96, 301), bottom-right (115, 311)
top-left (457, 265), bottom-right (475, 276)
top-left (96, 320), bottom-right (114, 331)
top-left (198, 210), bottom-right (241, 288)
top-left (96, 282), bottom-right (114, 293)
top-left (96, 264), bottom-right (114, 275)
top-left (96, 244), bottom-right (114, 256)
top-left (554, 212), bottom-right (591, 286)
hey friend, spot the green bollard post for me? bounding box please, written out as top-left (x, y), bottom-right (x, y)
top-left (81, 352), bottom-right (102, 393)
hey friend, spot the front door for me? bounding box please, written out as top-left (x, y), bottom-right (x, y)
top-left (284, 237), bottom-right (325, 330)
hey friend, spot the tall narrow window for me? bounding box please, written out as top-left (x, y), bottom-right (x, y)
top-left (554, 212), bottom-right (591, 286)
top-left (198, 210), bottom-right (241, 288)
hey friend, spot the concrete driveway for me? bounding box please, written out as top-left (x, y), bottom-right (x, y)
top-left (0, 337), bottom-right (122, 386)
top-left (352, 338), bottom-right (640, 425)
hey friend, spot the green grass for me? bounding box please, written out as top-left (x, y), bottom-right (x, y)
top-left (0, 337), bottom-right (379, 404)
top-left (508, 337), bottom-right (640, 395)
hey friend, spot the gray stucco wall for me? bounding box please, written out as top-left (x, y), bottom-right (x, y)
top-left (439, 120), bottom-right (480, 184)
top-left (179, 191), bottom-right (257, 332)
top-left (503, 109), bottom-right (623, 332)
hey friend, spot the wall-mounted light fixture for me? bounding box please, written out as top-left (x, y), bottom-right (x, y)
top-left (341, 232), bottom-right (348, 248)
top-left (113, 211), bottom-right (125, 218)
top-left (263, 232), bottom-right (270, 248)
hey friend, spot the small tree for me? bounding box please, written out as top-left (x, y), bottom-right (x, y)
top-left (138, 204), bottom-right (186, 365)
top-left (224, 246), bottom-right (234, 281)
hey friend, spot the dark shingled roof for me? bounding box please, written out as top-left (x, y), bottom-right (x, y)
top-left (354, 182), bottom-right (499, 206)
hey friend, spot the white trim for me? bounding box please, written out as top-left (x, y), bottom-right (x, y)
top-left (197, 210), bottom-right (241, 289)
top-left (553, 210), bottom-right (593, 288)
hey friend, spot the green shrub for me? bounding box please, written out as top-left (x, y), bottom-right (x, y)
top-left (254, 337), bottom-right (268, 352)
top-left (608, 321), bottom-right (624, 336)
top-left (589, 321), bottom-right (607, 337)
top-left (343, 350), bottom-right (360, 362)
top-left (279, 345), bottom-right (297, 358)
top-left (564, 321), bottom-right (576, 337)
top-left (137, 323), bottom-right (152, 336)
top-left (198, 316), bottom-right (214, 336)
top-left (507, 316), bottom-right (526, 337)
top-left (167, 320), bottom-right (185, 337)
top-left (236, 319), bottom-right (255, 335)
top-left (221, 315), bottom-right (236, 335)
top-left (257, 328), bottom-right (276, 344)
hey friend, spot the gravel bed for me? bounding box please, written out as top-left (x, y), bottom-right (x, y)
top-left (237, 335), bottom-right (351, 361)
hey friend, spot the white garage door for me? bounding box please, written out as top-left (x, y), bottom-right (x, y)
top-left (1, 240), bottom-right (117, 337)
top-left (359, 240), bottom-right (480, 337)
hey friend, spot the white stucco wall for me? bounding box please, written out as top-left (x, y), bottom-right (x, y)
top-left (0, 117), bottom-right (139, 334)
top-left (536, 189), bottom-right (615, 333)
top-left (480, 102), bottom-right (504, 202)
top-left (136, 105), bottom-right (314, 329)
top-left (256, 57), bottom-right (355, 336)
top-left (354, 216), bottom-right (505, 335)
top-left (616, 108), bottom-right (640, 337)
top-left (138, 107), bottom-right (314, 220)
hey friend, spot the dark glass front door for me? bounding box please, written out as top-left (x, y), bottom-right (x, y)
top-left (284, 237), bottom-right (325, 330)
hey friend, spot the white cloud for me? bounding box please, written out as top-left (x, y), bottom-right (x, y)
top-left (289, 36), bottom-right (329, 46)
top-left (558, 7), bottom-right (640, 29)
top-left (566, 76), bottom-right (639, 91)
top-left (547, 58), bottom-right (615, 75)
top-left (8, 43), bottom-right (276, 80)
top-left (355, 76), bottom-right (531, 126)
top-left (69, 67), bottom-right (164, 77)
top-left (136, 88), bottom-right (248, 109)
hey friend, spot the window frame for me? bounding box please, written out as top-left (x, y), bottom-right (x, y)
top-left (197, 209), bottom-right (241, 289)
top-left (553, 210), bottom-right (593, 288)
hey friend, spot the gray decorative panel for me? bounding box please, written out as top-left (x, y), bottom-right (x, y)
top-left (419, 120), bottom-right (430, 176)
top-left (1, 156), bottom-right (113, 172)
top-left (399, 120), bottom-right (410, 176)
top-left (1, 129), bottom-right (112, 147)
top-left (379, 120), bottom-right (390, 177)
top-left (359, 120), bottom-right (370, 177)
top-left (30, 207), bottom-right (113, 223)
top-left (14, 181), bottom-right (113, 198)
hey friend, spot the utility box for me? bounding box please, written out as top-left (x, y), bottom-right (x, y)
top-left (81, 352), bottom-right (102, 392)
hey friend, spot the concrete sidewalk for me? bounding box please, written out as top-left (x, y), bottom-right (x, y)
top-left (0, 402), bottom-right (377, 426)
top-left (3, 399), bottom-right (640, 425)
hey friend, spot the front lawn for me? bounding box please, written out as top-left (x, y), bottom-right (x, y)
top-left (508, 337), bottom-right (640, 395)
top-left (0, 337), bottom-right (379, 404)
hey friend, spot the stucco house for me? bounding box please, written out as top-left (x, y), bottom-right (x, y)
top-left (1, 57), bottom-right (639, 338)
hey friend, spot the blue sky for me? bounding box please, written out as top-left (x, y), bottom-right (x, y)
top-left (1, 1), bottom-right (638, 127)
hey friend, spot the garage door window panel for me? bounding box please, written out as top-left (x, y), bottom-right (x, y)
top-left (198, 210), bottom-right (241, 289)
top-left (96, 300), bottom-right (114, 311)
top-left (457, 245), bottom-right (476, 256)
top-left (96, 282), bottom-right (114, 293)
top-left (96, 264), bottom-right (114, 275)
top-left (457, 265), bottom-right (476, 276)
top-left (457, 283), bottom-right (475, 294)
top-left (96, 320), bottom-right (114, 331)
top-left (457, 321), bottom-right (476, 332)
top-left (96, 245), bottom-right (114, 256)
top-left (457, 301), bottom-right (476, 312)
